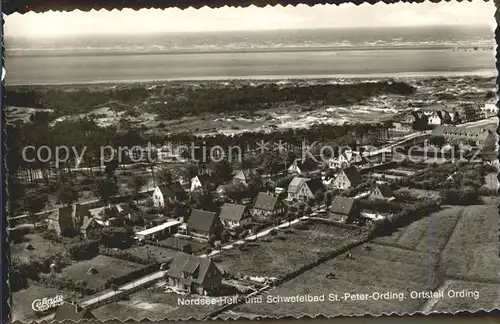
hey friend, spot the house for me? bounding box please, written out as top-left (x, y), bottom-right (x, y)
top-left (287, 177), bottom-right (325, 201)
top-left (80, 217), bottom-right (104, 238)
top-left (251, 192), bottom-right (285, 219)
top-left (93, 204), bottom-right (129, 226)
top-left (218, 203), bottom-right (252, 228)
top-left (432, 125), bottom-right (496, 146)
top-left (186, 209), bottom-right (222, 240)
top-left (53, 303), bottom-right (96, 322)
top-left (152, 182), bottom-right (186, 208)
top-left (368, 183), bottom-right (395, 201)
top-left (47, 203), bottom-right (90, 236)
top-left (458, 103), bottom-right (481, 122)
top-left (287, 159), bottom-right (318, 175)
top-left (166, 253), bottom-right (223, 295)
top-left (233, 169), bottom-right (258, 186)
top-left (135, 220), bottom-right (181, 241)
top-left (329, 196), bottom-right (360, 223)
top-left (330, 166), bottom-right (362, 190)
top-left (481, 103), bottom-right (497, 119)
top-left (428, 111), bottom-right (442, 125)
top-left (328, 149), bottom-right (363, 169)
top-left (441, 111), bottom-right (453, 124)
top-left (190, 174), bottom-right (211, 192)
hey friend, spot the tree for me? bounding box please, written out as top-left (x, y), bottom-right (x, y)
top-left (209, 159), bottom-right (233, 182)
top-left (57, 183), bottom-right (79, 207)
top-left (95, 179), bottom-right (119, 205)
top-left (24, 194), bottom-right (47, 228)
top-left (128, 175), bottom-right (146, 202)
top-left (429, 135), bottom-right (446, 149)
top-left (67, 240), bottom-right (99, 260)
top-left (157, 168), bottom-right (174, 184)
top-left (97, 227), bottom-right (134, 249)
top-left (221, 229), bottom-right (231, 244)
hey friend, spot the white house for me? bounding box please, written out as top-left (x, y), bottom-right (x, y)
top-left (328, 149), bottom-right (362, 169)
top-left (287, 159), bottom-right (318, 175)
top-left (190, 174), bottom-right (210, 192)
top-left (428, 111), bottom-right (442, 125)
top-left (152, 183), bottom-right (186, 208)
top-left (330, 166), bottom-right (362, 190)
top-left (287, 177), bottom-right (324, 201)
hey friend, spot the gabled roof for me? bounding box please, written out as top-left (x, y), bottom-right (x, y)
top-left (187, 209), bottom-right (219, 233)
top-left (253, 192), bottom-right (279, 211)
top-left (306, 178), bottom-right (324, 195)
top-left (167, 252), bottom-right (220, 285)
top-left (287, 177), bottom-right (310, 194)
top-left (192, 174), bottom-right (210, 186)
top-left (289, 159), bottom-right (317, 172)
top-left (219, 203), bottom-right (248, 222)
top-left (340, 166), bottom-right (361, 186)
top-left (330, 196), bottom-right (357, 215)
top-left (48, 206), bottom-right (74, 231)
top-left (373, 183), bottom-right (394, 199)
top-left (157, 182), bottom-right (185, 198)
top-left (81, 216), bottom-right (101, 231)
top-left (233, 169), bottom-right (258, 182)
top-left (53, 303), bottom-right (95, 321)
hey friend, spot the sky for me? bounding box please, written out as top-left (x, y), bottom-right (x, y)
top-left (4, 1), bottom-right (496, 38)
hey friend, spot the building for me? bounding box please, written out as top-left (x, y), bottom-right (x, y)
top-left (458, 103), bottom-right (481, 122)
top-left (92, 204), bottom-right (129, 226)
top-left (432, 125), bottom-right (496, 146)
top-left (47, 204), bottom-right (90, 236)
top-left (330, 166), bottom-right (362, 190)
top-left (80, 217), bottom-right (104, 238)
top-left (328, 149), bottom-right (363, 169)
top-left (218, 203), bottom-right (251, 228)
top-left (329, 196), bottom-right (360, 223)
top-left (135, 220), bottom-right (182, 241)
top-left (233, 169), bottom-right (258, 186)
top-left (287, 159), bottom-right (318, 175)
top-left (287, 177), bottom-right (324, 201)
top-left (53, 303), bottom-right (96, 322)
top-left (481, 103), bottom-right (498, 118)
top-left (368, 183), bottom-right (395, 201)
top-left (428, 111), bottom-right (442, 125)
top-left (190, 174), bottom-right (211, 192)
top-left (152, 183), bottom-right (186, 208)
top-left (186, 209), bottom-right (222, 240)
top-left (251, 192), bottom-right (285, 219)
top-left (166, 253), bottom-right (223, 295)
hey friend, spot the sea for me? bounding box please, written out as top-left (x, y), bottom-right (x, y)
top-left (5, 25), bottom-right (496, 85)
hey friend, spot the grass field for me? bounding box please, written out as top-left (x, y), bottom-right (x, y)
top-left (12, 283), bottom-right (79, 322)
top-left (11, 233), bottom-right (66, 259)
top-left (212, 224), bottom-right (358, 277)
top-left (59, 255), bottom-right (145, 290)
top-left (431, 280), bottom-right (500, 313)
top-left (233, 243), bottom-right (440, 317)
top-left (124, 244), bottom-right (178, 264)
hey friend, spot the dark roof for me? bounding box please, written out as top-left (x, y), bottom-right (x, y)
top-left (167, 253), bottom-right (220, 285)
top-left (306, 178), bottom-right (324, 194)
top-left (373, 183), bottom-right (394, 198)
top-left (53, 303), bottom-right (95, 321)
top-left (157, 182), bottom-right (185, 198)
top-left (342, 166), bottom-right (361, 186)
top-left (330, 196), bottom-right (357, 215)
top-left (49, 206), bottom-right (73, 231)
top-left (80, 217), bottom-right (97, 230)
top-left (187, 209), bottom-right (219, 232)
top-left (253, 192), bottom-right (279, 211)
top-left (219, 203), bottom-right (248, 222)
top-left (295, 159), bottom-right (318, 172)
top-left (233, 169), bottom-right (258, 182)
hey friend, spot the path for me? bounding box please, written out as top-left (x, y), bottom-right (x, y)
top-left (419, 280), bottom-right (453, 314)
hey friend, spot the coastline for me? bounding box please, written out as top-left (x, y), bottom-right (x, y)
top-left (6, 69), bottom-right (495, 87)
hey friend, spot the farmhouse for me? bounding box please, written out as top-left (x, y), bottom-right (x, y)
top-left (251, 192), bottom-right (285, 219)
top-left (287, 159), bottom-right (318, 175)
top-left (218, 203), bottom-right (251, 228)
top-left (330, 166), bottom-right (361, 190)
top-left (233, 169), bottom-right (258, 186)
top-left (152, 182), bottom-right (186, 208)
top-left (368, 183), bottom-right (395, 201)
top-left (53, 303), bottom-right (96, 322)
top-left (47, 203), bottom-right (90, 236)
top-left (187, 209), bottom-right (222, 240)
top-left (329, 196), bottom-right (360, 224)
top-left (190, 174), bottom-right (211, 192)
top-left (135, 220), bottom-right (182, 241)
top-left (166, 253), bottom-right (223, 295)
top-left (287, 177), bottom-right (324, 201)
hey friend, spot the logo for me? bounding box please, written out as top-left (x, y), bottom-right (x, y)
top-left (32, 295), bottom-right (64, 312)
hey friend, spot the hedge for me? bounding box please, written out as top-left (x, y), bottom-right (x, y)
top-left (104, 263), bottom-right (160, 288)
top-left (38, 274), bottom-right (97, 295)
top-left (99, 246), bottom-right (157, 264)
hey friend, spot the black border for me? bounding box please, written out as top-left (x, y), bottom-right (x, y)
top-left (1, 0), bottom-right (499, 322)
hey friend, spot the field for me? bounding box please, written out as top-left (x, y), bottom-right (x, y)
top-left (212, 222), bottom-right (360, 278)
top-left (11, 232), bottom-right (66, 259)
top-left (92, 286), bottom-right (224, 320)
top-left (59, 255), bottom-right (145, 290)
top-left (12, 284), bottom-right (79, 322)
top-left (124, 244), bottom-right (178, 264)
top-left (160, 237), bottom-right (208, 254)
top-left (230, 243), bottom-right (440, 317)
top-left (431, 280), bottom-right (500, 313)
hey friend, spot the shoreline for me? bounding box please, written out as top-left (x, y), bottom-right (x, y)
top-left (6, 70), bottom-right (496, 87)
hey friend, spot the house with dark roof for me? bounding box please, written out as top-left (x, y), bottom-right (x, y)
top-left (218, 203), bottom-right (251, 228)
top-left (47, 203), bottom-right (90, 237)
top-left (166, 253), bottom-right (222, 295)
top-left (287, 177), bottom-right (325, 201)
top-left (251, 192), bottom-right (285, 219)
top-left (287, 159), bottom-right (318, 175)
top-left (329, 196), bottom-right (360, 224)
top-left (233, 169), bottom-right (258, 186)
top-left (368, 183), bottom-right (395, 201)
top-left (53, 303), bottom-right (96, 322)
top-left (330, 166), bottom-right (362, 190)
top-left (80, 217), bottom-right (103, 238)
top-left (328, 149), bottom-right (363, 169)
top-left (186, 209), bottom-right (222, 240)
top-left (432, 125), bottom-right (496, 146)
top-left (153, 182), bottom-right (186, 208)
